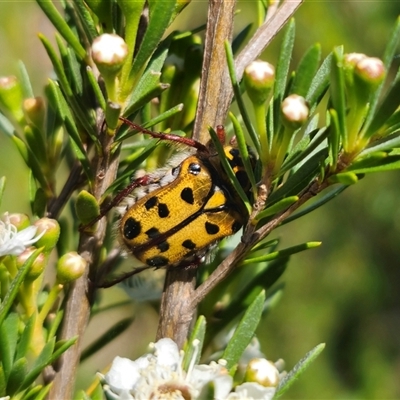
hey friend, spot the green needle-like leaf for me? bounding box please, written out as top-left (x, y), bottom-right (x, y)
top-left (36, 0), bottom-right (86, 60)
top-left (222, 290), bottom-right (265, 370)
top-left (242, 242), bottom-right (321, 265)
top-left (276, 343), bottom-right (326, 397)
top-left (0, 249), bottom-right (43, 328)
top-left (291, 43), bottom-right (321, 98)
top-left (182, 315), bottom-right (206, 371)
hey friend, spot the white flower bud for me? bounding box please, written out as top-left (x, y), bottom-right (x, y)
top-left (244, 358), bottom-right (280, 387)
top-left (281, 94), bottom-right (309, 129)
top-left (91, 34), bottom-right (128, 69)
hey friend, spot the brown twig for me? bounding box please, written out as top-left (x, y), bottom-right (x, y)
top-left (157, 0), bottom-right (304, 347)
top-left (49, 130), bottom-right (120, 399)
top-left (157, 0), bottom-right (237, 348)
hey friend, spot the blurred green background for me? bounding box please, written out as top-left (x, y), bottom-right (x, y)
top-left (1, 1), bottom-right (400, 398)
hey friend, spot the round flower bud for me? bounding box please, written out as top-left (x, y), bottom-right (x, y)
top-left (33, 218), bottom-right (60, 253)
top-left (8, 213), bottom-right (31, 230)
top-left (355, 57), bottom-right (385, 86)
top-left (23, 97), bottom-right (45, 129)
top-left (17, 246), bottom-right (46, 281)
top-left (244, 60), bottom-right (275, 105)
top-left (281, 94), bottom-right (309, 129)
top-left (91, 34), bottom-right (128, 72)
top-left (244, 358), bottom-right (280, 388)
top-left (56, 251), bottom-right (86, 284)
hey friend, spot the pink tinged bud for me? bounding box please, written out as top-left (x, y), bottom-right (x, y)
top-left (56, 252), bottom-right (86, 284)
top-left (92, 34), bottom-right (128, 69)
top-left (281, 94), bottom-right (309, 128)
top-left (8, 213), bottom-right (31, 230)
top-left (244, 358), bottom-right (280, 387)
top-left (33, 218), bottom-right (60, 252)
top-left (17, 247), bottom-right (46, 281)
top-left (355, 57), bottom-right (386, 84)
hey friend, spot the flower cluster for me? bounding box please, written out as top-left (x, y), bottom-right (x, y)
top-left (101, 338), bottom-right (281, 400)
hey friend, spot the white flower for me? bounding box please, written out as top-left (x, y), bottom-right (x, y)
top-left (0, 213), bottom-right (44, 257)
top-left (102, 338), bottom-right (233, 399)
top-left (228, 382), bottom-right (276, 400)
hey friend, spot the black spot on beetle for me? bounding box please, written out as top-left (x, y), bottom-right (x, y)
top-left (158, 203), bottom-right (170, 218)
top-left (144, 196), bottom-right (158, 210)
top-left (181, 187), bottom-right (194, 204)
top-left (157, 240), bottom-right (170, 252)
top-left (146, 256), bottom-right (169, 267)
top-left (235, 170), bottom-right (249, 189)
top-left (205, 221), bottom-right (219, 235)
top-left (232, 220), bottom-right (242, 233)
top-left (145, 227), bottom-right (161, 239)
top-left (123, 217), bottom-right (141, 240)
top-left (182, 239), bottom-right (196, 250)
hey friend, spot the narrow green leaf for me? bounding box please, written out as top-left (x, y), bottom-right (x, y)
top-left (0, 112), bottom-right (15, 137)
top-left (24, 125), bottom-right (47, 165)
top-left (347, 154), bottom-right (400, 174)
top-left (281, 126), bottom-right (329, 177)
top-left (7, 357), bottom-right (27, 395)
top-left (118, 0), bottom-right (146, 90)
top-left (11, 136), bottom-right (49, 193)
top-left (27, 383), bottom-right (52, 400)
top-left (17, 61), bottom-right (34, 99)
top-left (39, 34), bottom-right (73, 97)
top-left (267, 148), bottom-right (327, 205)
top-left (229, 112), bottom-right (257, 191)
top-left (226, 41), bottom-right (261, 154)
top-left (21, 337), bottom-right (77, 390)
top-left (360, 131), bottom-right (400, 157)
top-left (80, 318), bottom-right (133, 362)
top-left (242, 242), bottom-right (321, 265)
top-left (36, 0), bottom-right (86, 59)
top-left (125, 44), bottom-right (170, 116)
top-left (72, 0), bottom-right (98, 42)
top-left (255, 196), bottom-right (299, 221)
top-left (182, 315), bottom-right (206, 371)
top-left (330, 48), bottom-right (347, 149)
top-left (363, 74), bottom-right (400, 140)
top-left (86, 66), bottom-right (106, 111)
top-left (282, 184), bottom-right (347, 225)
top-left (329, 171), bottom-right (358, 185)
top-left (45, 81), bottom-right (93, 179)
top-left (306, 52), bottom-right (332, 105)
top-left (0, 176), bottom-right (5, 208)
top-left (0, 249), bottom-right (43, 327)
top-left (276, 343), bottom-right (325, 398)
top-left (22, 385), bottom-right (44, 400)
top-left (16, 314), bottom-right (36, 360)
top-left (56, 34), bottom-right (83, 95)
top-left (222, 290), bottom-right (265, 370)
top-left (274, 19), bottom-right (295, 103)
top-left (327, 112), bottom-right (339, 171)
top-left (123, 1), bottom-right (177, 95)
top-left (0, 365), bottom-right (6, 397)
top-left (291, 43), bottom-right (321, 98)
top-left (0, 313), bottom-right (19, 381)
